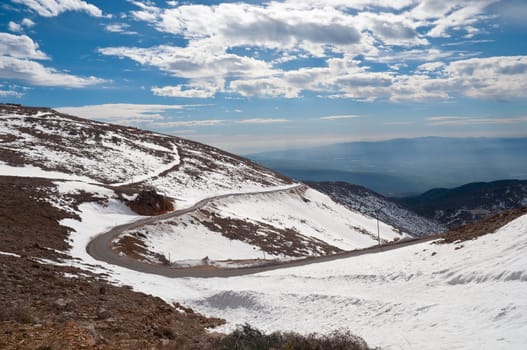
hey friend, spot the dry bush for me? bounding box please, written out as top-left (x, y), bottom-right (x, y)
top-left (212, 324), bottom-right (376, 350)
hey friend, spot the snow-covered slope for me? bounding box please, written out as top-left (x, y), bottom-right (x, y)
top-left (308, 181), bottom-right (446, 236)
top-left (0, 104), bottom-right (291, 205)
top-left (118, 186), bottom-right (408, 265)
top-left (117, 213), bottom-right (527, 350)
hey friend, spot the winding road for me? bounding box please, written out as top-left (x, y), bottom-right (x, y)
top-left (87, 184), bottom-right (438, 278)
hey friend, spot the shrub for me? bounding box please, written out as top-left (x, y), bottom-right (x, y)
top-left (212, 324), bottom-right (375, 350)
top-left (0, 303), bottom-right (36, 324)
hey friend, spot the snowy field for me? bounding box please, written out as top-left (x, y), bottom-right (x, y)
top-left (54, 180), bottom-right (527, 349)
top-left (124, 214), bottom-right (527, 350)
top-left (4, 160), bottom-right (523, 349)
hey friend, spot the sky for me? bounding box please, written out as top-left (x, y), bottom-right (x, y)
top-left (1, 0), bottom-right (527, 153)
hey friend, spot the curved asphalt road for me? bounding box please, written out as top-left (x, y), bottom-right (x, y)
top-left (87, 184), bottom-right (439, 278)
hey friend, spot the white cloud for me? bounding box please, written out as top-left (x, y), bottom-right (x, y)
top-left (152, 82), bottom-right (219, 98)
top-left (9, 18), bottom-right (36, 33)
top-left (8, 22), bottom-right (22, 33)
top-left (417, 62), bottom-right (446, 72)
top-left (0, 85), bottom-right (23, 98)
top-left (427, 115), bottom-right (527, 126)
top-left (105, 23), bottom-right (137, 35)
top-left (236, 118), bottom-right (289, 124)
top-left (56, 103), bottom-right (191, 123)
top-left (0, 56), bottom-right (106, 87)
top-left (149, 119), bottom-right (225, 128)
top-left (95, 0), bottom-right (523, 102)
top-left (229, 77), bottom-right (302, 98)
top-left (21, 18), bottom-right (35, 27)
top-left (319, 115), bottom-right (361, 120)
top-left (0, 33), bottom-right (48, 60)
top-left (12, 0), bottom-right (104, 17)
top-left (0, 33), bottom-right (107, 88)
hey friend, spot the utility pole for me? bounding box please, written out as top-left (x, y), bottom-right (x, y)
top-left (376, 209), bottom-right (381, 246)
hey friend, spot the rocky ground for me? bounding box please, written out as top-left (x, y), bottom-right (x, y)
top-left (0, 176), bottom-right (224, 349)
top-left (436, 206), bottom-right (527, 244)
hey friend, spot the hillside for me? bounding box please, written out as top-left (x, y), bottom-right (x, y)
top-left (0, 104), bottom-right (292, 206)
top-left (307, 181), bottom-right (446, 237)
top-left (396, 180), bottom-right (527, 228)
top-left (0, 104), bottom-right (407, 267)
top-left (0, 103), bottom-right (406, 348)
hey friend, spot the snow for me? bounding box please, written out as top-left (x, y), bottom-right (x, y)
top-left (1, 111), bottom-right (181, 184)
top-left (39, 172), bottom-right (527, 350)
top-left (54, 180), bottom-right (114, 197)
top-left (108, 145), bottom-right (180, 187)
top-left (205, 188), bottom-right (406, 249)
top-left (118, 186), bottom-right (406, 264)
top-left (62, 199), bottom-right (141, 263)
top-left (104, 214), bottom-right (527, 350)
top-left (0, 160), bottom-right (100, 183)
top-left (126, 218), bottom-right (282, 262)
top-left (53, 175), bottom-right (527, 349)
top-left (0, 251), bottom-right (21, 258)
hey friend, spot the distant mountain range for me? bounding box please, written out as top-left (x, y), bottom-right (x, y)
top-left (247, 137), bottom-right (527, 196)
top-left (395, 180), bottom-right (527, 228)
top-left (307, 181), bottom-right (446, 237)
top-left (311, 179), bottom-right (527, 231)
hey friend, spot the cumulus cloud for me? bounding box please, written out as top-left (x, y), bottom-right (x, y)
top-left (12, 0), bottom-right (104, 17)
top-left (0, 33), bottom-right (48, 60)
top-left (96, 0), bottom-right (523, 102)
top-left (8, 18), bottom-right (35, 33)
top-left (0, 33), bottom-right (106, 87)
top-left (444, 56), bottom-right (527, 99)
top-left (152, 82), bottom-right (219, 98)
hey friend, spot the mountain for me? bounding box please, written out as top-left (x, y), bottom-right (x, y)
top-left (0, 103), bottom-right (406, 348)
top-left (395, 180), bottom-right (527, 228)
top-left (0, 103), bottom-right (407, 265)
top-left (1, 103), bottom-right (526, 349)
top-left (307, 181), bottom-right (446, 237)
top-left (247, 137), bottom-right (527, 196)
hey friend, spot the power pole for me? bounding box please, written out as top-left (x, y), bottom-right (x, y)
top-left (376, 209), bottom-right (381, 246)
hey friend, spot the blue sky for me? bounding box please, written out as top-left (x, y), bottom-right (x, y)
top-left (1, 0), bottom-right (527, 153)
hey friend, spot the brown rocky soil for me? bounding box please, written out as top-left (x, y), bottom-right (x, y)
top-left (437, 206), bottom-right (527, 244)
top-left (0, 176), bottom-right (224, 349)
top-left (127, 189), bottom-right (174, 216)
top-left (198, 209), bottom-right (343, 257)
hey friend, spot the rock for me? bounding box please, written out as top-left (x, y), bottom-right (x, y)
top-left (127, 189), bottom-right (174, 215)
top-left (96, 307), bottom-right (111, 320)
top-left (53, 298), bottom-right (68, 309)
